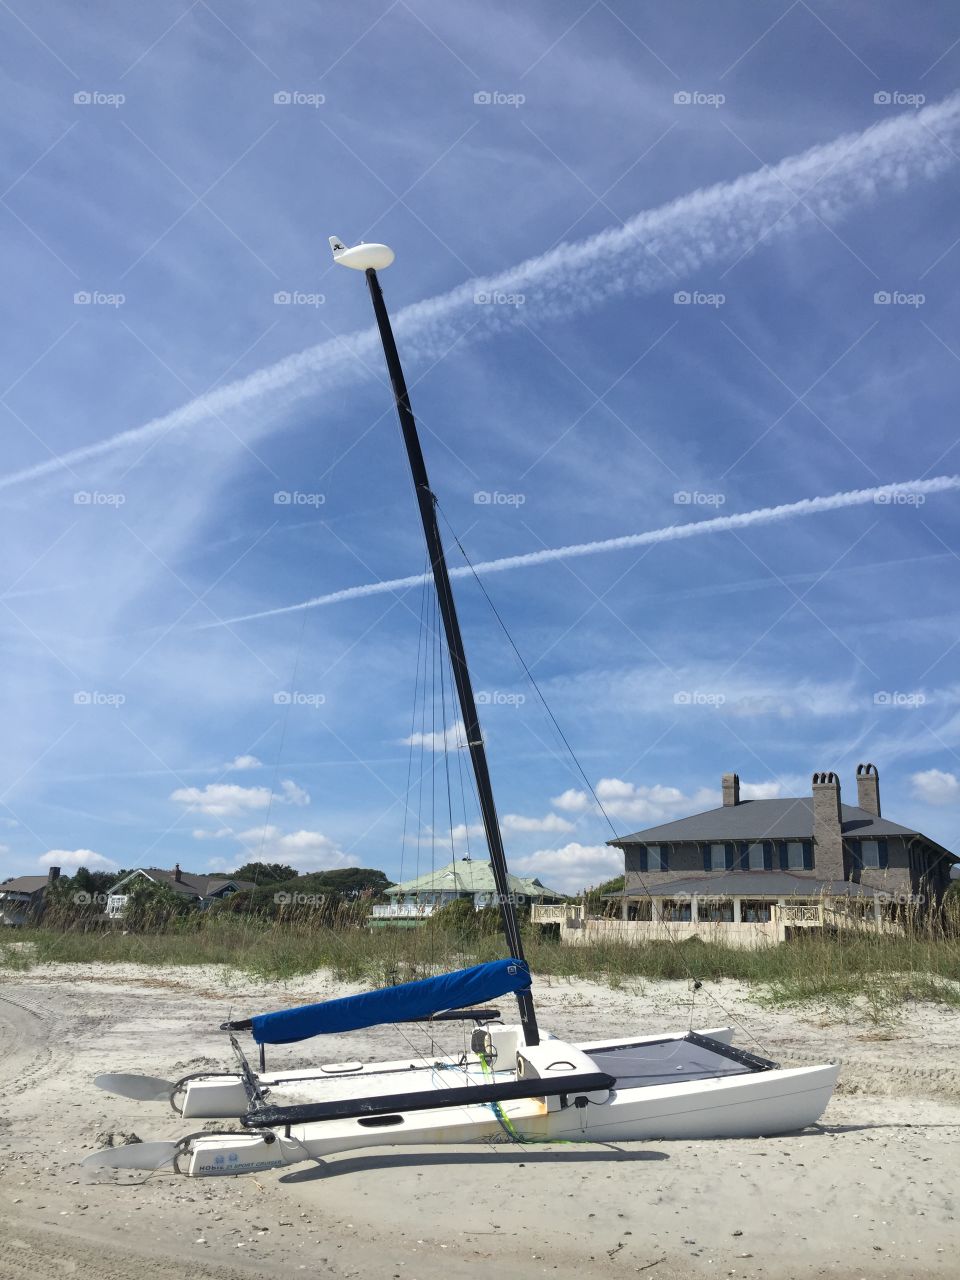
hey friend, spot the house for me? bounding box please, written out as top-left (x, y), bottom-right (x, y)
top-left (0, 865), bottom-right (61, 926)
top-left (369, 855), bottom-right (565, 926)
top-left (552, 764), bottom-right (956, 948)
top-left (105, 864), bottom-right (256, 919)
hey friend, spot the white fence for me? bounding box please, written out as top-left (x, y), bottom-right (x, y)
top-left (370, 903), bottom-right (436, 919)
top-left (530, 903), bottom-right (582, 925)
top-left (564, 917), bottom-right (781, 949)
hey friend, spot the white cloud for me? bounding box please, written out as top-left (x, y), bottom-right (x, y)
top-left (225, 754), bottom-right (261, 771)
top-left (402, 719), bottom-right (468, 753)
top-left (513, 843), bottom-right (622, 893)
top-left (172, 783), bottom-right (272, 817)
top-left (450, 822), bottom-right (484, 841)
top-left (555, 778), bottom-right (716, 826)
top-left (552, 788), bottom-right (591, 813)
top-left (911, 769), bottom-right (960, 806)
top-left (171, 779), bottom-right (310, 818)
top-left (279, 779), bottom-right (310, 806)
top-left (448, 813), bottom-right (574, 843)
top-left (739, 781), bottom-right (784, 800)
top-left (192, 827), bottom-right (235, 840)
top-left (502, 812), bottom-right (574, 835)
top-left (38, 848), bottom-right (118, 871)
top-left (232, 825), bottom-right (350, 872)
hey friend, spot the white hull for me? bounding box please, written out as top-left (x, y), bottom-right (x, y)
top-left (89, 1025), bottom-right (839, 1177)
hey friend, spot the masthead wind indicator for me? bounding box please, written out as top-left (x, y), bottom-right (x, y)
top-left (328, 237), bottom-right (395, 271)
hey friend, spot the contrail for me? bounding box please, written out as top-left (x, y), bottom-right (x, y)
top-left (3, 95), bottom-right (960, 492)
top-left (205, 475), bottom-right (960, 626)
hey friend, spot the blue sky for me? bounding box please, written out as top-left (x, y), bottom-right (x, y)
top-left (2, 1), bottom-right (960, 892)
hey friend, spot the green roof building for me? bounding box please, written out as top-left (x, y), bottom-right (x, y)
top-left (369, 856), bottom-right (565, 925)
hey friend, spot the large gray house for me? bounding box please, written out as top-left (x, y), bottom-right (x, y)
top-left (609, 762), bottom-right (957, 926)
top-left (555, 764), bottom-right (955, 945)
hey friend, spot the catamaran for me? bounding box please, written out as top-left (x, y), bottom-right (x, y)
top-left (85, 239), bottom-right (839, 1178)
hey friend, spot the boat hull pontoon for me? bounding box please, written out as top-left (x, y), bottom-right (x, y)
top-left (89, 1026), bottom-right (838, 1176)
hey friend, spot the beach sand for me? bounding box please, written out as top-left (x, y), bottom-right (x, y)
top-left (1, 961), bottom-right (957, 1279)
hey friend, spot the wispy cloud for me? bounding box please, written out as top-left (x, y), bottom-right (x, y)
top-left (402, 718), bottom-right (468, 752)
top-left (170, 778), bottom-right (310, 818)
top-left (552, 778), bottom-right (717, 826)
top-left (911, 768), bottom-right (960, 806)
top-left (224, 754), bottom-right (262, 771)
top-left (512, 842), bottom-right (622, 893)
top-left (207, 475), bottom-right (960, 625)
top-left (4, 96), bottom-right (959, 494)
top-left (37, 848), bottom-right (117, 871)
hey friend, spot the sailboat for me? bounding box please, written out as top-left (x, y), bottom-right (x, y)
top-left (85, 240), bottom-right (839, 1178)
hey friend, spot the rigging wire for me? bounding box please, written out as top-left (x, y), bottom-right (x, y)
top-left (248, 596), bottom-right (313, 889)
top-left (393, 554), bottom-right (433, 980)
top-left (437, 611), bottom-right (469, 974)
top-left (398, 555), bottom-right (432, 896)
top-left (434, 501), bottom-right (773, 1057)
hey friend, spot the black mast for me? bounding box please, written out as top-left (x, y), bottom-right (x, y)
top-left (364, 266), bottom-right (539, 1048)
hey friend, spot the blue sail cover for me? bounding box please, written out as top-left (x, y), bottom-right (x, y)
top-left (249, 958), bottom-right (532, 1045)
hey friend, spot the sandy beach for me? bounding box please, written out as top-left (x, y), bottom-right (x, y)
top-left (0, 961), bottom-right (958, 1279)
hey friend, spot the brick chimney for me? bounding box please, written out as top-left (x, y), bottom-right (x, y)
top-left (174, 863), bottom-right (182, 883)
top-left (811, 772), bottom-right (845, 882)
top-left (722, 773), bottom-right (740, 806)
top-left (47, 865), bottom-right (60, 883)
top-left (856, 762), bottom-right (880, 816)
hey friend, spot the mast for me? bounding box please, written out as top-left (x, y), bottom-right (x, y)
top-left (332, 239), bottom-right (538, 1046)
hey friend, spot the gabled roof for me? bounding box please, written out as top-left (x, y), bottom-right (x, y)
top-left (613, 871), bottom-right (891, 899)
top-left (609, 797), bottom-right (947, 848)
top-left (0, 875), bottom-right (49, 896)
top-left (108, 868), bottom-right (256, 897)
top-left (386, 858), bottom-right (564, 901)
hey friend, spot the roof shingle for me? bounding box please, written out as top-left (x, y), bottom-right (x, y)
top-left (609, 797), bottom-right (929, 845)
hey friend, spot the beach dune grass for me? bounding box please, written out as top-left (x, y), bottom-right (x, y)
top-left (2, 898), bottom-right (960, 1022)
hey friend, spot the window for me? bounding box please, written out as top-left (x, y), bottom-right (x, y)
top-left (747, 842), bottom-right (765, 871)
top-left (700, 898), bottom-right (734, 922)
top-left (662, 899), bottom-right (691, 922)
top-left (860, 840), bottom-right (881, 869)
top-left (740, 900), bottom-right (772, 923)
top-left (786, 842), bottom-right (805, 870)
top-left (647, 844), bottom-right (666, 871)
top-left (627, 900), bottom-right (652, 921)
top-left (709, 843), bottom-right (726, 871)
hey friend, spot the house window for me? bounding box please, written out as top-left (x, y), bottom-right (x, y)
top-left (747, 842), bottom-right (765, 871)
top-left (860, 841), bottom-right (881, 869)
top-left (709, 843), bottom-right (726, 871)
top-left (647, 845), bottom-right (666, 872)
top-left (662, 899), bottom-right (691, 922)
top-left (786, 842), bottom-right (805, 870)
top-left (700, 898), bottom-right (734, 922)
top-left (740, 900), bottom-right (772, 923)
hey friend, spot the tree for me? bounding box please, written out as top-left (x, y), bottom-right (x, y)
top-left (306, 867), bottom-right (392, 897)
top-left (72, 866), bottom-right (118, 895)
top-left (232, 862), bottom-right (297, 885)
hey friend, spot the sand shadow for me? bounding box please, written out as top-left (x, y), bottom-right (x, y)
top-left (814, 1120), bottom-right (960, 1134)
top-left (281, 1146), bottom-right (668, 1182)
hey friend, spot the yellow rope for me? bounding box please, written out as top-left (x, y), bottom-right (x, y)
top-left (477, 1050), bottom-right (590, 1146)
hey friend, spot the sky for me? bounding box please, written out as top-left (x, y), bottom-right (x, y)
top-left (2, 1), bottom-right (960, 894)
